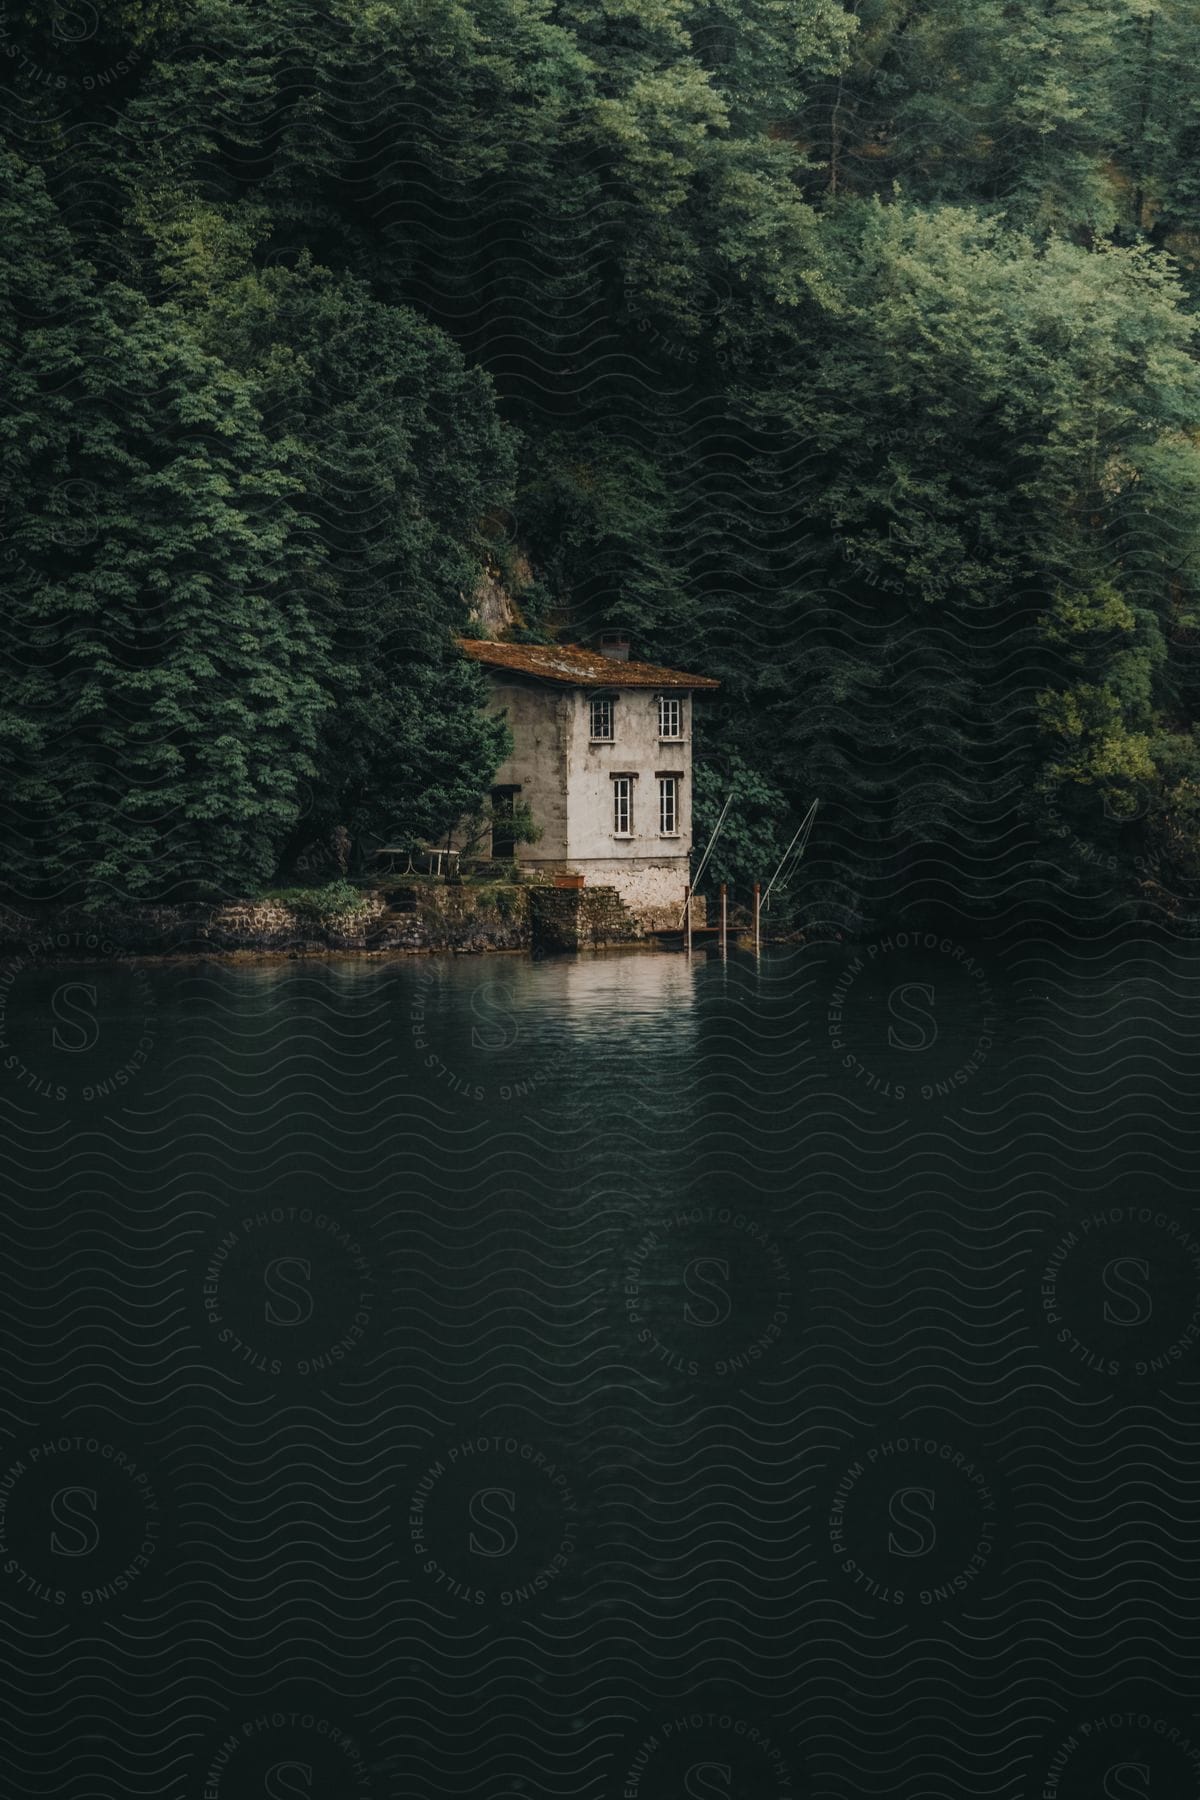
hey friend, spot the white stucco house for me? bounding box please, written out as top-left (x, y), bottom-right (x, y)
top-left (458, 632), bottom-right (719, 929)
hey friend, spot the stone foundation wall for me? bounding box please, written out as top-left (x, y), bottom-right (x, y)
top-left (528, 887), bottom-right (641, 952)
top-left (568, 859), bottom-right (692, 930)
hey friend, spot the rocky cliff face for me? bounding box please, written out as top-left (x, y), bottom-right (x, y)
top-left (466, 564), bottom-right (526, 639)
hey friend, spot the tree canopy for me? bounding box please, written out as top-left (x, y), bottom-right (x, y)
top-left (2, 0), bottom-right (1199, 922)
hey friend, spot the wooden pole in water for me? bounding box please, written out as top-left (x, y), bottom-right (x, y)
top-left (753, 881), bottom-right (760, 955)
top-left (720, 882), bottom-right (727, 959)
top-left (685, 884), bottom-right (692, 957)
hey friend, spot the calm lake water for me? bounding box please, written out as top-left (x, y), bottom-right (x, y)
top-left (3, 932), bottom-right (1200, 1798)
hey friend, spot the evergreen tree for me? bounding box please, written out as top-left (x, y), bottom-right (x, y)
top-left (0, 150), bottom-right (332, 902)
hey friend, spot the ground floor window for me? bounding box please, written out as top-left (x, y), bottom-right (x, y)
top-left (613, 776), bottom-right (632, 836)
top-left (659, 776), bottom-right (678, 835)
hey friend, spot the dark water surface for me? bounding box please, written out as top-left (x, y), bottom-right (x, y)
top-left (3, 932), bottom-right (1200, 1798)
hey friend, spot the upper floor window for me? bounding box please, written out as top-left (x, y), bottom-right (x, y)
top-left (658, 696), bottom-right (683, 739)
top-left (590, 697), bottom-right (614, 741)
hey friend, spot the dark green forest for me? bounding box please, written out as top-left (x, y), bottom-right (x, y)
top-left (3, 0), bottom-right (1200, 927)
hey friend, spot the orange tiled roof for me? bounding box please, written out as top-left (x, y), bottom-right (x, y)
top-left (458, 639), bottom-right (719, 690)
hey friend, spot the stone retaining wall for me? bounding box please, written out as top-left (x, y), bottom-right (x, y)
top-left (0, 887), bottom-right (531, 959)
top-left (0, 881), bottom-right (644, 960)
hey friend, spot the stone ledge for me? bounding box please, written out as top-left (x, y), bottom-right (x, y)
top-left (0, 887), bottom-right (533, 959)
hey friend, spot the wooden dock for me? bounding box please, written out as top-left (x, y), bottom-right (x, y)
top-left (646, 925), bottom-right (722, 947)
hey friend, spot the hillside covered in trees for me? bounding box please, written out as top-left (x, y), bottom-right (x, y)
top-left (3, 0), bottom-right (1200, 928)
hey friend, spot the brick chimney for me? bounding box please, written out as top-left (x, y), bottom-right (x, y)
top-left (597, 630), bottom-right (631, 662)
